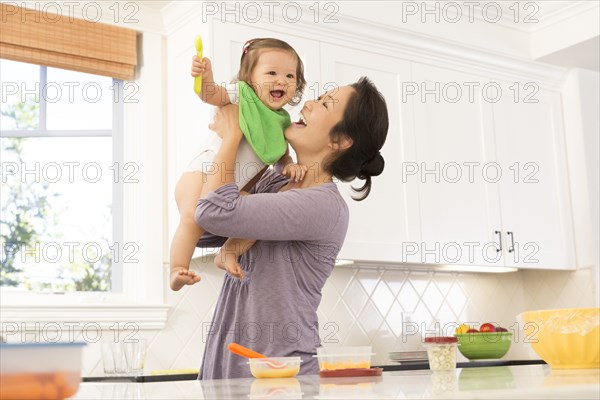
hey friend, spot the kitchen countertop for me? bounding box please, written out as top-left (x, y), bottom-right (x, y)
top-left (73, 365), bottom-right (600, 399)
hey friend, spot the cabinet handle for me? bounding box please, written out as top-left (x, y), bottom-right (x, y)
top-left (507, 231), bottom-right (515, 253)
top-left (495, 230), bottom-right (502, 253)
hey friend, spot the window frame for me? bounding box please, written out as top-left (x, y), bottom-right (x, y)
top-left (0, 60), bottom-right (169, 332)
top-left (1, 63), bottom-right (124, 293)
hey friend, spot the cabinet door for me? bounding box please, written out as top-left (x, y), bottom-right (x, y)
top-left (411, 63), bottom-right (503, 266)
top-left (493, 83), bottom-right (575, 269)
top-left (320, 44), bottom-right (421, 263)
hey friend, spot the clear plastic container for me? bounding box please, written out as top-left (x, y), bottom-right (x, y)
top-left (423, 337), bottom-right (458, 372)
top-left (314, 346), bottom-right (375, 371)
top-left (0, 342), bottom-right (86, 399)
top-left (248, 357), bottom-right (302, 378)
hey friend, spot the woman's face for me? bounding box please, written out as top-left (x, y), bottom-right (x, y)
top-left (286, 85), bottom-right (355, 157)
top-left (249, 49), bottom-right (298, 111)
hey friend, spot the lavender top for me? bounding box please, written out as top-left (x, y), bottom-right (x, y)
top-left (194, 168), bottom-right (349, 380)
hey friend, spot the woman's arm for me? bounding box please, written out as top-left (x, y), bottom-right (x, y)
top-left (196, 104), bottom-right (345, 242)
top-left (196, 184), bottom-right (343, 241)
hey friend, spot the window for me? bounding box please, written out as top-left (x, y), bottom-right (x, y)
top-left (1, 59), bottom-right (124, 292)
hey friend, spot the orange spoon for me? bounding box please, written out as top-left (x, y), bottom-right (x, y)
top-left (227, 343), bottom-right (286, 369)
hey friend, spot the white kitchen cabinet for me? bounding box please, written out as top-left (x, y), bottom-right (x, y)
top-left (319, 43), bottom-right (421, 263)
top-left (410, 62), bottom-right (503, 266)
top-left (409, 64), bottom-right (575, 270)
top-left (492, 82), bottom-right (576, 269)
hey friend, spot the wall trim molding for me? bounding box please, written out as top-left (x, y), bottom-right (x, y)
top-left (0, 304), bottom-right (170, 332)
top-left (531, 1), bottom-right (599, 33)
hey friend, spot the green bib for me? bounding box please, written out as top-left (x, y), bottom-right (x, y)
top-left (238, 81), bottom-right (290, 165)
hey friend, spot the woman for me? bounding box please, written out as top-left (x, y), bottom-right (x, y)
top-left (195, 77), bottom-right (389, 379)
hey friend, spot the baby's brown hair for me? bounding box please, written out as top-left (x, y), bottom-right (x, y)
top-left (236, 38), bottom-right (306, 106)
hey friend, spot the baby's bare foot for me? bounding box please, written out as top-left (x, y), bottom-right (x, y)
top-left (170, 268), bottom-right (201, 291)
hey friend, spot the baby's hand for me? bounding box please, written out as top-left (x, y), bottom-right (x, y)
top-left (191, 56), bottom-right (212, 78)
top-left (282, 163), bottom-right (307, 182)
top-left (170, 267), bottom-right (201, 291)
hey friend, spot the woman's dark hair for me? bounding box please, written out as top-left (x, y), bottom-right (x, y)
top-left (324, 77), bottom-right (389, 201)
top-left (236, 38), bottom-right (306, 106)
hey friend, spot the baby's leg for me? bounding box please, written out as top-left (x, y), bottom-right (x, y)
top-left (170, 171), bottom-right (205, 291)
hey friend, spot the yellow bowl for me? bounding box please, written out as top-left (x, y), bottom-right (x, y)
top-left (518, 308), bottom-right (600, 369)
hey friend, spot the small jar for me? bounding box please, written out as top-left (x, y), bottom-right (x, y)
top-left (423, 336), bottom-right (458, 372)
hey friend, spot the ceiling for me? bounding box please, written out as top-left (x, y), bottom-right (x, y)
top-left (139, 0), bottom-right (171, 10)
top-left (537, 36), bottom-right (600, 71)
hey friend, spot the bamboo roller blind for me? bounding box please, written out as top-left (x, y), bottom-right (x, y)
top-left (0, 3), bottom-right (137, 80)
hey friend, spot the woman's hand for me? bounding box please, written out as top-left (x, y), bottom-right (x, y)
top-left (209, 104), bottom-right (243, 142)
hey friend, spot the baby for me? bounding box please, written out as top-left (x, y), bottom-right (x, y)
top-left (170, 38), bottom-right (307, 290)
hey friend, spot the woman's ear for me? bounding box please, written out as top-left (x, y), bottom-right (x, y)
top-left (330, 134), bottom-right (353, 151)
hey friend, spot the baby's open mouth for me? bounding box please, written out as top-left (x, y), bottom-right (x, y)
top-left (270, 90), bottom-right (285, 99)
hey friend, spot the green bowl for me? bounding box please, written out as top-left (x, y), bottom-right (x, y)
top-left (455, 332), bottom-right (512, 360)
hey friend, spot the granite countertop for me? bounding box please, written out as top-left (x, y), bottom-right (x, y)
top-left (74, 365), bottom-right (600, 399)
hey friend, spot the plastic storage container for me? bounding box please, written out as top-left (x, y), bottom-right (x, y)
top-left (248, 357), bottom-right (302, 378)
top-left (423, 337), bottom-right (458, 372)
top-left (0, 342), bottom-right (86, 399)
top-left (314, 346), bottom-right (374, 371)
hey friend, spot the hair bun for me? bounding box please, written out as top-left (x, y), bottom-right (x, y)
top-left (360, 152), bottom-right (385, 178)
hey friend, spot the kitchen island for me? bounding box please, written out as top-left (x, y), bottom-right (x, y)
top-left (74, 365), bottom-right (599, 399)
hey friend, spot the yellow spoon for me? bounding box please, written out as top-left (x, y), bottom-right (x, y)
top-left (193, 35), bottom-right (203, 95)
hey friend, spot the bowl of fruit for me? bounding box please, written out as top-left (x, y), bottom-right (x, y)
top-left (454, 323), bottom-right (512, 360)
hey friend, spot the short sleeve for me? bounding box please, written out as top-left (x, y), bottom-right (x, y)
top-left (225, 83), bottom-right (239, 105)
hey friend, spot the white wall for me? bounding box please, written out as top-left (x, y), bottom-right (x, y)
top-left (562, 68), bottom-right (600, 306)
top-left (577, 69), bottom-right (600, 306)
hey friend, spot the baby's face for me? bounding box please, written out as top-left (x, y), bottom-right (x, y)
top-left (249, 49), bottom-right (298, 110)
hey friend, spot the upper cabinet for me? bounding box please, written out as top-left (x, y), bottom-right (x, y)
top-left (492, 81), bottom-right (575, 269)
top-left (320, 44), bottom-right (421, 263)
top-left (410, 62), bottom-right (502, 267)
top-left (406, 64), bottom-right (575, 270)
